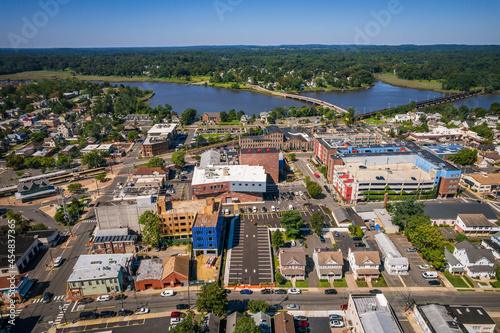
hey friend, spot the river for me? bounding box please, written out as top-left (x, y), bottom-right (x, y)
top-left (110, 81), bottom-right (500, 115)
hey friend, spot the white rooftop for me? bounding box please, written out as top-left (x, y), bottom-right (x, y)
top-left (147, 123), bottom-right (177, 136)
top-left (192, 165), bottom-right (267, 185)
top-left (67, 254), bottom-right (133, 282)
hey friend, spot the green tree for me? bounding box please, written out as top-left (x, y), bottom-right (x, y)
top-left (171, 150), bottom-right (186, 168)
top-left (271, 230), bottom-right (285, 248)
top-left (56, 154), bottom-right (73, 169)
top-left (348, 225), bottom-right (364, 239)
top-left (146, 157), bottom-right (166, 168)
top-left (288, 153), bottom-right (296, 161)
top-left (196, 280), bottom-right (228, 316)
top-left (219, 111), bottom-right (228, 122)
top-left (448, 149), bottom-right (478, 165)
top-left (127, 130), bottom-right (139, 142)
top-left (496, 265), bottom-right (500, 280)
top-left (109, 130), bottom-right (122, 141)
top-left (234, 316), bottom-right (260, 333)
top-left (169, 311), bottom-right (198, 333)
top-left (247, 299), bottom-right (269, 314)
top-left (391, 197), bottom-right (425, 230)
top-left (94, 173), bottom-right (106, 183)
top-left (81, 150), bottom-right (109, 168)
top-left (274, 271), bottom-right (283, 284)
top-left (310, 212), bottom-right (325, 236)
top-left (30, 131), bottom-right (48, 143)
top-left (306, 181), bottom-right (323, 198)
top-left (138, 211), bottom-right (161, 246)
top-left (67, 183), bottom-right (83, 194)
top-left (227, 109), bottom-right (237, 121)
top-left (31, 223), bottom-right (48, 230)
top-left (280, 210), bottom-right (305, 239)
top-left (407, 223), bottom-right (446, 269)
top-left (6, 155), bottom-right (25, 170)
top-left (455, 232), bottom-right (468, 243)
top-left (181, 108), bottom-right (197, 125)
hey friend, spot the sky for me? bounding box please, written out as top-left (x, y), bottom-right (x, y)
top-left (0, 0), bottom-right (499, 48)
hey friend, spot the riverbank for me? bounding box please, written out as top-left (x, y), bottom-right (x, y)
top-left (376, 73), bottom-right (446, 92)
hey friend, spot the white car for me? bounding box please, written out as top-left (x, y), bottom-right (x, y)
top-left (135, 308), bottom-right (150, 315)
top-left (287, 304), bottom-right (300, 310)
top-left (53, 256), bottom-right (63, 267)
top-left (299, 191), bottom-right (303, 196)
top-left (271, 206), bottom-right (276, 212)
top-left (330, 320), bottom-right (345, 328)
top-left (275, 206), bottom-right (280, 212)
top-left (419, 265), bottom-right (430, 270)
top-left (96, 295), bottom-right (111, 302)
top-left (161, 290), bottom-right (175, 297)
top-left (253, 206), bottom-right (257, 212)
top-left (170, 317), bottom-right (183, 324)
top-left (288, 288), bottom-right (301, 295)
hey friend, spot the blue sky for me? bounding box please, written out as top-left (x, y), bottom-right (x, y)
top-left (1, 0), bottom-right (499, 48)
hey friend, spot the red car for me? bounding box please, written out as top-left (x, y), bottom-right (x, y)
top-left (314, 172), bottom-right (320, 178)
top-left (341, 304), bottom-right (348, 310)
top-left (295, 320), bottom-right (309, 327)
top-left (171, 311), bottom-right (182, 318)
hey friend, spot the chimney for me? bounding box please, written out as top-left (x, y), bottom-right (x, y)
top-left (383, 193), bottom-right (389, 208)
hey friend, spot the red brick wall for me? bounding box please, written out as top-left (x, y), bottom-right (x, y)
top-left (193, 191), bottom-right (262, 203)
top-left (327, 158), bottom-right (344, 182)
top-left (142, 141), bottom-right (169, 157)
top-left (439, 178), bottom-right (458, 197)
top-left (162, 272), bottom-right (188, 287)
top-left (135, 279), bottom-right (162, 291)
top-left (192, 181), bottom-right (230, 196)
top-left (239, 151), bottom-right (279, 184)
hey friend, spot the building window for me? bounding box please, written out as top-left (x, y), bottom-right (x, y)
top-left (203, 187), bottom-right (206, 191)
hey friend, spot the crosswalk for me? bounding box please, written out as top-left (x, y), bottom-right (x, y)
top-left (31, 295), bottom-right (66, 303)
top-left (53, 302), bottom-right (71, 325)
top-left (80, 219), bottom-right (97, 223)
top-left (5, 307), bottom-right (24, 331)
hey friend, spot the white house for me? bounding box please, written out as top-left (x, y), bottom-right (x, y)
top-left (444, 249), bottom-right (464, 275)
top-left (312, 248), bottom-right (343, 281)
top-left (374, 233), bottom-right (409, 275)
top-left (347, 248), bottom-right (380, 280)
top-left (453, 241), bottom-right (496, 280)
top-left (481, 231), bottom-right (500, 260)
top-left (455, 214), bottom-right (499, 235)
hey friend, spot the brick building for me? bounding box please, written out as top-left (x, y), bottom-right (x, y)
top-left (134, 256), bottom-right (189, 290)
top-left (202, 112), bottom-right (221, 123)
top-left (239, 126), bottom-right (313, 151)
top-left (91, 235), bottom-right (136, 254)
top-left (141, 136), bottom-right (169, 157)
top-left (239, 148), bottom-right (279, 184)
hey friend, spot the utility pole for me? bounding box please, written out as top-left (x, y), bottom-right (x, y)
top-left (58, 188), bottom-right (74, 236)
top-left (59, 299), bottom-right (68, 324)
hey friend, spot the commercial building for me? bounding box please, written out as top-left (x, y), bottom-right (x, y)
top-left (347, 294), bottom-right (404, 333)
top-left (462, 173), bottom-right (500, 193)
top-left (239, 148), bottom-right (280, 184)
top-left (67, 254), bottom-right (133, 297)
top-left (202, 112), bottom-right (221, 123)
top-left (0, 274), bottom-right (34, 304)
top-left (192, 198), bottom-right (224, 256)
top-left (147, 123), bottom-right (177, 139)
top-left (15, 178), bottom-right (57, 202)
top-left (90, 229), bottom-right (136, 254)
top-left (408, 126), bottom-right (483, 143)
top-left (134, 256), bottom-right (189, 290)
top-left (423, 144), bottom-right (466, 160)
top-left (374, 233), bottom-right (409, 275)
top-left (424, 203), bottom-right (498, 229)
top-left (455, 214), bottom-right (499, 235)
top-left (141, 136), bottom-right (169, 157)
top-left (414, 304), bottom-right (496, 333)
top-left (239, 126), bottom-right (314, 151)
top-left (312, 248), bottom-right (343, 280)
top-left (191, 165), bottom-right (267, 203)
top-left (314, 134), bottom-right (382, 165)
top-left (348, 249), bottom-right (381, 279)
top-left (132, 166), bottom-right (168, 187)
top-left (0, 235), bottom-right (42, 277)
top-left (278, 247), bottom-right (306, 280)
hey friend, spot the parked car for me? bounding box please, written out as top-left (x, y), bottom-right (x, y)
top-left (352, 237), bottom-right (362, 241)
top-left (325, 289), bottom-right (338, 294)
top-left (287, 304), bottom-right (300, 310)
top-left (269, 304), bottom-right (283, 311)
top-left (79, 311), bottom-right (97, 321)
top-left (406, 247), bottom-right (418, 252)
top-left (340, 304), bottom-right (348, 310)
top-left (118, 309), bottom-right (134, 316)
top-left (330, 320), bottom-right (345, 328)
top-left (96, 295), bottom-right (112, 302)
top-left (288, 288), bottom-right (301, 294)
top-left (170, 317), bottom-right (183, 324)
top-left (418, 265), bottom-right (430, 270)
top-left (240, 289), bottom-right (253, 294)
top-left (135, 308), bottom-right (150, 315)
top-left (295, 316), bottom-right (308, 321)
top-left (114, 294), bottom-right (126, 300)
top-left (99, 311), bottom-right (116, 318)
top-left (161, 290), bottom-right (175, 297)
top-left (43, 292), bottom-right (52, 303)
top-left (260, 289), bottom-right (272, 294)
top-left (271, 206), bottom-right (276, 212)
top-left (170, 311), bottom-right (182, 318)
top-left (77, 297), bottom-right (93, 305)
top-left (53, 256), bottom-right (63, 267)
top-left (354, 242), bottom-right (366, 247)
top-left (319, 235), bottom-right (326, 242)
top-left (334, 231), bottom-right (340, 237)
top-left (428, 280), bottom-right (441, 286)
top-left (329, 314), bottom-right (343, 320)
top-left (274, 289), bottom-right (287, 294)
top-left (176, 304), bottom-right (189, 310)
top-left (295, 320), bottom-right (309, 327)
top-left (297, 327), bottom-right (311, 333)
top-left (369, 289), bottom-right (382, 294)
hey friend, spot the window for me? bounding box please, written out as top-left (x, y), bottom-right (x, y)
top-left (221, 185), bottom-right (223, 189)
top-left (203, 187), bottom-right (206, 191)
top-left (96, 280), bottom-right (99, 285)
top-left (252, 184), bottom-right (255, 186)
top-left (208, 231), bottom-right (214, 235)
top-left (88, 281), bottom-right (92, 285)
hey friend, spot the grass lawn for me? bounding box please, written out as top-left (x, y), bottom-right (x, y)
top-left (478, 282), bottom-right (489, 286)
top-left (443, 271), bottom-right (469, 288)
top-left (273, 256), bottom-right (279, 270)
top-left (356, 279), bottom-right (369, 288)
top-left (463, 275), bottom-right (474, 288)
top-left (296, 280), bottom-right (308, 288)
top-left (318, 280), bottom-right (332, 288)
top-left (457, 289), bottom-right (475, 292)
top-left (376, 73), bottom-right (444, 91)
top-left (277, 281), bottom-right (293, 288)
top-left (333, 278), bottom-right (348, 288)
top-left (218, 120), bottom-right (240, 125)
top-left (490, 280), bottom-right (500, 288)
top-left (371, 275), bottom-right (388, 288)
top-left (200, 133), bottom-right (226, 139)
top-left (363, 117), bottom-right (386, 125)
top-left (445, 243), bottom-right (455, 253)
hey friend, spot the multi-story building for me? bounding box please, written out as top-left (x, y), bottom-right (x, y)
top-left (202, 112), bottom-right (221, 123)
top-left (157, 198), bottom-right (212, 238)
top-left (239, 126), bottom-right (314, 151)
top-left (453, 241), bottom-right (496, 280)
top-left (192, 198), bottom-right (224, 256)
top-left (347, 294), bottom-right (404, 333)
top-left (348, 249), bottom-right (381, 279)
top-left (90, 228), bottom-right (136, 254)
top-left (312, 248), bottom-right (343, 280)
top-left (462, 173), bottom-right (500, 193)
top-left (147, 123), bottom-right (177, 140)
top-left (191, 165), bottom-right (267, 203)
top-left (15, 178), bottom-right (57, 202)
top-left (278, 247), bottom-right (306, 280)
top-left (239, 148), bottom-right (280, 184)
top-left (314, 134), bottom-right (382, 165)
top-left (67, 254), bottom-right (133, 297)
top-left (455, 214), bottom-right (499, 235)
top-left (141, 136), bottom-right (169, 157)
top-left (374, 233), bottom-right (409, 275)
top-left (0, 235), bottom-right (42, 276)
top-left (424, 144), bottom-right (466, 160)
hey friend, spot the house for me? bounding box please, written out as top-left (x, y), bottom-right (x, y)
top-left (0, 235), bottom-right (42, 276)
top-left (312, 248), bottom-right (343, 280)
top-left (90, 232), bottom-right (136, 254)
top-left (15, 178), bottom-right (57, 202)
top-left (481, 152), bottom-right (500, 165)
top-left (453, 241), bottom-right (496, 280)
top-left (6, 131), bottom-right (27, 144)
top-left (475, 157), bottom-right (489, 168)
top-left (481, 231), bottom-right (500, 260)
top-left (202, 112), bottom-right (221, 123)
top-left (253, 312), bottom-right (271, 333)
top-left (348, 249), bottom-right (381, 280)
top-left (348, 294), bottom-right (404, 333)
top-left (274, 312), bottom-right (295, 333)
top-left (57, 123), bottom-right (73, 138)
top-left (240, 115), bottom-right (250, 124)
top-left (15, 144), bottom-right (35, 157)
top-left (332, 207), bottom-right (365, 228)
top-left (462, 173), bottom-right (500, 193)
top-left (424, 203), bottom-right (498, 228)
top-left (67, 254), bottom-right (133, 297)
top-left (226, 312), bottom-right (244, 333)
top-left (161, 255), bottom-right (189, 287)
top-left (132, 166), bottom-right (169, 187)
top-left (134, 256), bottom-right (189, 291)
top-left (278, 247), bottom-right (306, 280)
top-left (200, 313), bottom-right (220, 333)
top-left (444, 248), bottom-right (464, 275)
top-left (455, 214), bottom-right (499, 235)
top-left (60, 144), bottom-right (77, 155)
top-left (374, 233), bottom-right (409, 275)
top-left (0, 274), bottom-right (34, 304)
top-left (25, 229), bottom-right (60, 247)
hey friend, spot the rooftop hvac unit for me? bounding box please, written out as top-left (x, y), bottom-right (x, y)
top-left (368, 303), bottom-right (377, 311)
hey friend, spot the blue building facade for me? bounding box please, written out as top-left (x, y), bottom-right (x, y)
top-left (192, 215), bottom-right (224, 256)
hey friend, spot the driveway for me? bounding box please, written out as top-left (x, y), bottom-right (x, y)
top-left (303, 233), bottom-right (335, 288)
top-left (332, 231), bottom-right (355, 259)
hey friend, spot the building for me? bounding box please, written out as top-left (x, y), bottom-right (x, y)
top-left (278, 247), bottom-right (306, 280)
top-left (274, 312), bottom-right (295, 333)
top-left (25, 229), bottom-right (60, 247)
top-left (314, 134), bottom-right (382, 165)
top-left (455, 214), bottom-right (499, 235)
top-left (134, 256), bottom-right (189, 290)
top-left (462, 173), bottom-right (500, 193)
top-left (414, 303), bottom-right (496, 333)
top-left (200, 313), bottom-right (221, 333)
top-left (0, 274), bottom-right (34, 304)
top-left (202, 112), bottom-right (221, 123)
top-left (0, 235), bottom-right (42, 276)
top-left (481, 232), bottom-right (500, 260)
top-left (348, 249), bottom-right (381, 279)
top-left (132, 166), bottom-right (169, 186)
top-left (141, 136), bottom-right (169, 157)
top-left (67, 254), bottom-right (133, 297)
top-left (374, 233), bottom-right (409, 275)
top-left (444, 248), bottom-right (464, 275)
top-left (192, 199), bottom-right (224, 256)
top-left (454, 241), bottom-right (496, 280)
top-left (332, 207), bottom-right (365, 228)
top-left (90, 230), bottom-right (136, 254)
top-left (147, 123), bottom-right (177, 140)
top-left (373, 209), bottom-right (399, 234)
top-left (253, 312), bottom-right (272, 333)
top-left (424, 144), bottom-right (466, 160)
top-left (239, 148), bottom-right (280, 184)
top-left (191, 165), bottom-right (267, 203)
top-left (15, 178), bottom-right (57, 202)
top-left (424, 203), bottom-right (498, 228)
top-left (200, 149), bottom-right (221, 167)
top-left (95, 196), bottom-right (158, 233)
top-left (226, 312), bottom-right (244, 333)
top-left (60, 144), bottom-right (77, 155)
top-left (312, 248), bottom-right (343, 280)
top-left (408, 126), bottom-right (483, 143)
top-left (347, 294), bottom-right (404, 333)
top-left (239, 126), bottom-right (314, 151)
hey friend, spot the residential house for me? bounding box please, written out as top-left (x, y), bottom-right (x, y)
top-left (226, 312), bottom-right (244, 333)
top-left (202, 112), bottom-right (221, 123)
top-left (60, 144), bottom-right (77, 155)
top-left (274, 312), bottom-right (295, 333)
top-left (312, 248), bottom-right (343, 281)
top-left (481, 231), bottom-right (500, 260)
top-left (444, 248), bottom-right (465, 275)
top-left (253, 312), bottom-right (271, 333)
top-left (453, 241), bottom-right (496, 280)
top-left (374, 233), bottom-right (409, 275)
top-left (278, 247), bottom-right (306, 281)
top-left (455, 214), bottom-right (499, 235)
top-left (200, 313), bottom-right (220, 333)
top-left (57, 123), bottom-right (73, 138)
top-left (348, 249), bottom-right (381, 280)
top-left (6, 131), bottom-right (27, 144)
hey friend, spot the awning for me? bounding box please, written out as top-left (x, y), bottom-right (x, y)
top-left (19, 279), bottom-right (35, 298)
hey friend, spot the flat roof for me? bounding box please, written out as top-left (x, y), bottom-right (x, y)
top-left (192, 165), bottom-right (267, 185)
top-left (135, 258), bottom-right (163, 282)
top-left (449, 306), bottom-right (496, 325)
top-left (239, 148), bottom-right (279, 154)
top-left (418, 304), bottom-right (462, 333)
top-left (68, 254), bottom-right (133, 282)
top-left (342, 162), bottom-right (434, 183)
top-left (142, 136), bottom-right (168, 145)
top-left (424, 145), bottom-right (466, 155)
top-left (147, 123), bottom-right (177, 136)
top-left (351, 294), bottom-right (403, 333)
